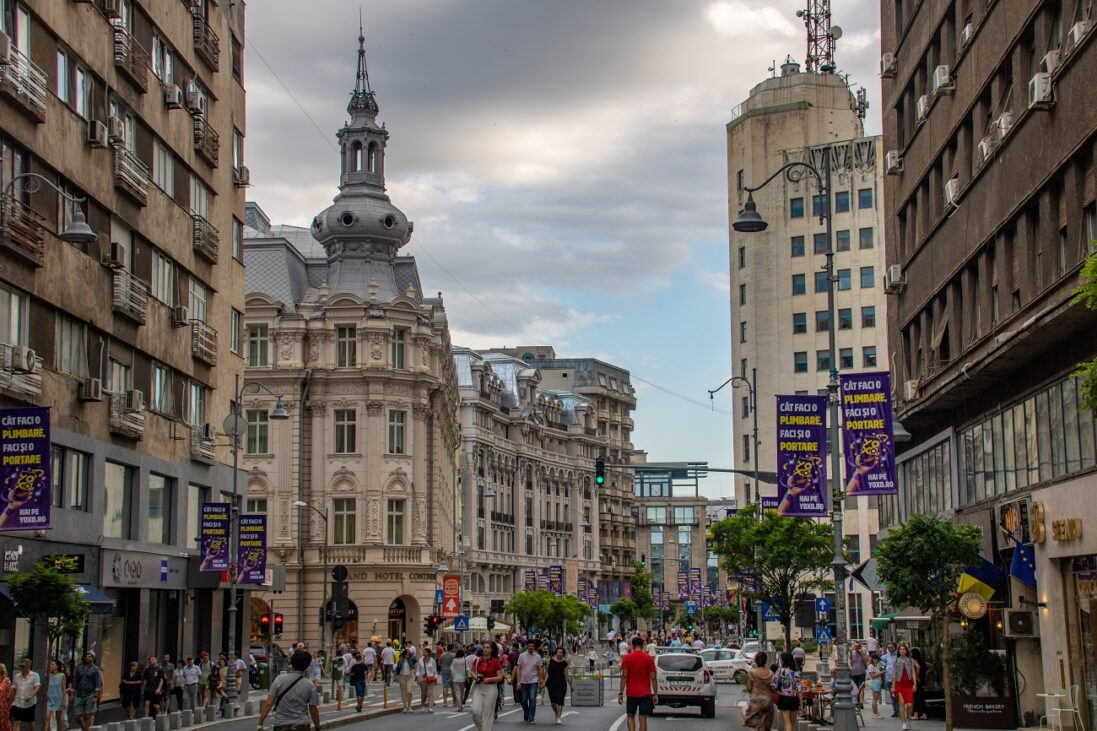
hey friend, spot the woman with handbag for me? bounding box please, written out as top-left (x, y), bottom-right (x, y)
top-left (395, 648), bottom-right (416, 713)
top-left (416, 648), bottom-right (438, 713)
top-left (743, 652), bottom-right (775, 731)
top-left (771, 652), bottom-right (801, 731)
top-left (470, 644), bottom-right (505, 731)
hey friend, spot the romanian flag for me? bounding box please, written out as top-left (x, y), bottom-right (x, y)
top-left (957, 557), bottom-right (1006, 600)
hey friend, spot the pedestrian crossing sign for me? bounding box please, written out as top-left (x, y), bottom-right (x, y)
top-left (816, 626), bottom-right (833, 643)
top-left (453, 614), bottom-right (470, 632)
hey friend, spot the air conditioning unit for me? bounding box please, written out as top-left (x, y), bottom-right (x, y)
top-left (880, 52), bottom-right (897, 78)
top-left (1041, 50), bottom-right (1061, 74)
top-left (1004, 609), bottom-right (1039, 638)
top-left (170, 306), bottom-right (189, 327)
top-left (185, 88), bottom-right (207, 116)
top-left (1029, 72), bottom-right (1053, 109)
top-left (0, 31), bottom-right (10, 65)
top-left (960, 22), bottom-right (974, 47)
top-left (107, 116), bottom-right (125, 144)
top-left (10, 346), bottom-right (36, 372)
top-left (123, 389), bottom-right (145, 411)
top-left (884, 264), bottom-right (906, 294)
top-left (916, 94), bottom-right (930, 123)
top-left (101, 242), bottom-right (125, 269)
top-left (1068, 21), bottom-right (1093, 50)
top-left (945, 178), bottom-right (961, 208)
top-left (995, 111), bottom-right (1014, 140)
top-left (978, 135), bottom-right (998, 163)
top-left (86, 119), bottom-right (109, 148)
top-left (233, 165), bottom-right (251, 187)
top-left (163, 84), bottom-right (184, 109)
top-left (102, 0), bottom-right (122, 19)
top-left (885, 150), bottom-right (903, 175)
top-left (78, 378), bottom-right (104, 402)
top-left (201, 423), bottom-right (216, 440)
top-left (932, 65), bottom-right (955, 96)
top-left (904, 379), bottom-right (920, 401)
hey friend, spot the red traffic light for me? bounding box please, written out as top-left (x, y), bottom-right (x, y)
top-left (259, 614), bottom-right (271, 636)
top-left (274, 613), bottom-right (284, 635)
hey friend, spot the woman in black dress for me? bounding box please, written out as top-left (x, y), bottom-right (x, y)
top-left (910, 647), bottom-right (929, 720)
top-left (545, 647), bottom-right (571, 724)
top-left (119, 661), bottom-right (143, 719)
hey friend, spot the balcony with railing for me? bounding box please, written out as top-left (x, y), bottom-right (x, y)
top-left (489, 510), bottom-right (514, 525)
top-left (0, 198), bottom-right (47, 266)
top-left (190, 424), bottom-right (214, 462)
top-left (191, 319), bottom-right (218, 365)
top-left (0, 343), bottom-right (43, 398)
top-left (112, 269), bottom-right (148, 324)
top-left (0, 45), bottom-right (47, 122)
top-left (193, 14), bottom-right (220, 71)
top-left (192, 214), bottom-right (219, 263)
top-left (113, 145), bottom-right (150, 205)
top-left (112, 24), bottom-right (149, 92)
top-left (109, 392), bottom-right (145, 439)
top-left (193, 116), bottom-right (219, 167)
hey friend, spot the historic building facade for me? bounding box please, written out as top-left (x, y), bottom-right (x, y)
top-left (242, 35), bottom-right (459, 650)
top-left (0, 0), bottom-right (248, 697)
top-left (454, 349), bottom-right (603, 621)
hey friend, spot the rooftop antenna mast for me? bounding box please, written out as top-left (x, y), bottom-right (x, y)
top-left (796, 0), bottom-right (842, 73)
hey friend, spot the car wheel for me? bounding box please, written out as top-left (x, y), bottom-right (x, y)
top-left (701, 700), bottom-right (716, 718)
top-left (733, 669), bottom-right (748, 684)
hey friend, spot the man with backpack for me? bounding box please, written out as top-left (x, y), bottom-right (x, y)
top-left (257, 651), bottom-right (320, 731)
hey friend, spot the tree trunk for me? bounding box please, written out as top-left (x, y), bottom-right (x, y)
top-left (941, 612), bottom-right (953, 731)
top-left (785, 620), bottom-right (793, 648)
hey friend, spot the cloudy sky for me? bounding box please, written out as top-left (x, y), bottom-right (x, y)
top-left (244, 0), bottom-right (883, 499)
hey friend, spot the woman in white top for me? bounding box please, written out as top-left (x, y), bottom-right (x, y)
top-left (415, 648), bottom-right (438, 713)
top-left (450, 649), bottom-right (468, 711)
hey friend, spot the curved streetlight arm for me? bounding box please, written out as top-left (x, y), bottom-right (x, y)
top-left (294, 500), bottom-right (328, 524)
top-left (742, 160), bottom-right (823, 195)
top-left (708, 375), bottom-right (756, 412)
top-left (237, 380), bottom-right (286, 409)
top-left (2, 172), bottom-right (88, 205)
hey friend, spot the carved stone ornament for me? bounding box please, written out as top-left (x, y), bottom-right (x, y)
top-left (308, 338), bottom-right (321, 365)
top-left (370, 333), bottom-right (384, 360)
top-left (367, 495), bottom-right (380, 536)
top-left (306, 400), bottom-right (328, 414)
top-left (279, 339), bottom-right (294, 361)
top-left (413, 403), bottom-right (432, 418)
top-left (332, 399), bottom-right (355, 410)
top-left (332, 465), bottom-right (355, 484)
top-left (415, 495), bottom-right (427, 538)
top-left (366, 401), bottom-right (384, 415)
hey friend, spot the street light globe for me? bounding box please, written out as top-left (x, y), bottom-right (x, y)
top-left (293, 500), bottom-right (308, 508)
top-left (732, 193), bottom-right (768, 233)
top-left (269, 398), bottom-right (290, 420)
top-left (60, 208), bottom-right (98, 245)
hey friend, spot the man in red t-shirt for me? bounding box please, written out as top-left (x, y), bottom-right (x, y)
top-left (618, 636), bottom-right (658, 731)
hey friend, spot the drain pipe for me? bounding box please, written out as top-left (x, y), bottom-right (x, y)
top-left (295, 368), bottom-right (312, 641)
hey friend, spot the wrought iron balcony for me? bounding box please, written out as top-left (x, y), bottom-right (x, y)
top-left (190, 424), bottom-right (215, 462)
top-left (113, 145), bottom-right (150, 205)
top-left (109, 391), bottom-right (146, 439)
top-left (0, 198), bottom-right (46, 266)
top-left (0, 343), bottom-right (42, 398)
top-left (0, 45), bottom-right (47, 122)
top-left (192, 214), bottom-right (219, 263)
top-left (112, 24), bottom-right (149, 92)
top-left (111, 269), bottom-right (148, 324)
top-left (191, 319), bottom-right (218, 365)
top-left (193, 116), bottom-right (219, 167)
top-left (192, 14), bottom-right (220, 71)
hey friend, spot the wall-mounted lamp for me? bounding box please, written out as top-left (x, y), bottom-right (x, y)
top-left (1019, 596), bottom-right (1048, 608)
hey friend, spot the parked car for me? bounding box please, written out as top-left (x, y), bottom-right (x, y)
top-left (730, 640), bottom-right (776, 665)
top-left (654, 651), bottom-right (717, 718)
top-left (699, 648), bottom-right (752, 684)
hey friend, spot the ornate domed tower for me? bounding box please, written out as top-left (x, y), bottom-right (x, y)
top-left (311, 30), bottom-right (412, 301)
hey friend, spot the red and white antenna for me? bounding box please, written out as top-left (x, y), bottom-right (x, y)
top-left (797, 0), bottom-right (842, 73)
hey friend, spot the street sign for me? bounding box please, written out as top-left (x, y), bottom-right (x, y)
top-left (442, 574), bottom-right (461, 619)
top-left (761, 602), bottom-right (781, 622)
top-left (453, 614), bottom-right (470, 632)
top-left (331, 565), bottom-right (348, 582)
top-left (816, 626), bottom-right (833, 643)
top-left (685, 601), bottom-right (698, 616)
top-left (435, 589), bottom-right (444, 606)
top-left (815, 597), bottom-right (831, 613)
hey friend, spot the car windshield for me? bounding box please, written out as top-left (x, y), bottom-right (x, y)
top-left (657, 655), bottom-right (704, 672)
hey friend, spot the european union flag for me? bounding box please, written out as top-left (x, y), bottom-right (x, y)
top-left (1010, 541), bottom-right (1037, 589)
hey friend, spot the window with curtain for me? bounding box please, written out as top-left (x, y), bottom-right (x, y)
top-left (103, 462), bottom-right (134, 539)
top-left (334, 409), bottom-right (356, 453)
top-left (386, 499), bottom-right (404, 544)
top-left (148, 475), bottom-right (172, 544)
top-left (54, 315), bottom-right (86, 377)
top-left (388, 410), bottom-right (406, 454)
top-left (333, 498), bottom-right (356, 545)
top-left (247, 325), bottom-right (268, 367)
top-left (336, 326), bottom-right (357, 367)
top-left (246, 409), bottom-right (268, 454)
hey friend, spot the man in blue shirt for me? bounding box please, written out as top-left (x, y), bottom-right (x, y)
top-left (881, 642), bottom-right (898, 718)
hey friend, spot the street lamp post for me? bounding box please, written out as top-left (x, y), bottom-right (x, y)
top-left (732, 153), bottom-right (858, 731)
top-left (225, 374), bottom-right (289, 707)
top-left (1, 173), bottom-right (98, 246)
top-left (293, 500), bottom-right (330, 688)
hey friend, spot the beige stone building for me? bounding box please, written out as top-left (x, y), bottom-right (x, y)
top-left (726, 61), bottom-right (890, 639)
top-left (242, 36), bottom-right (459, 650)
top-left (0, 0), bottom-right (249, 693)
top-left (454, 348), bottom-right (603, 621)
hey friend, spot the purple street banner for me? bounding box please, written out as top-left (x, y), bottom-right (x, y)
top-left (588, 591), bottom-right (598, 609)
top-left (690, 567), bottom-right (703, 600)
top-left (235, 514), bottom-right (266, 585)
top-left (661, 591), bottom-right (671, 611)
top-left (702, 585), bottom-right (713, 608)
top-left (623, 580), bottom-right (632, 600)
top-left (549, 565), bottom-right (564, 596)
top-left (525, 569), bottom-right (537, 592)
top-left (761, 497), bottom-right (780, 511)
top-left (537, 571), bottom-right (550, 592)
top-left (652, 586), bottom-right (661, 608)
top-left (577, 577), bottom-right (588, 602)
top-left (677, 570), bottom-right (689, 600)
top-left (776, 394), bottom-right (828, 517)
top-left (839, 371), bottom-right (898, 496)
top-left (0, 407), bottom-right (51, 531)
top-left (199, 503), bottom-right (230, 571)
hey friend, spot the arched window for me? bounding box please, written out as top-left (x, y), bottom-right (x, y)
top-left (351, 141), bottom-right (362, 172)
top-left (367, 141), bottom-right (379, 173)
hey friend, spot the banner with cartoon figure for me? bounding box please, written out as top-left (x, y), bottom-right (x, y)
top-left (199, 503), bottom-right (230, 571)
top-left (677, 570), bottom-right (689, 600)
top-left (236, 514), bottom-right (266, 584)
top-left (578, 577), bottom-right (588, 602)
top-left (549, 565), bottom-right (564, 596)
top-left (0, 407), bottom-right (51, 531)
top-left (690, 567), bottom-right (703, 600)
top-left (839, 371), bottom-right (897, 496)
top-left (525, 569), bottom-right (537, 592)
top-left (776, 395), bottom-right (828, 517)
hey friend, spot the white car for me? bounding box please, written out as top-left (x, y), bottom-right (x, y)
top-left (654, 651), bottom-right (717, 718)
top-left (699, 648), bottom-right (752, 684)
top-left (730, 640), bottom-right (776, 665)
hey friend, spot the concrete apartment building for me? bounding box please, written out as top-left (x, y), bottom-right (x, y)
top-left (494, 346), bottom-right (638, 605)
top-left (879, 0), bottom-right (1097, 721)
top-left (454, 348), bottom-right (603, 620)
top-left (0, 0), bottom-right (248, 697)
top-left (727, 62), bottom-right (889, 639)
top-left (243, 36), bottom-right (459, 650)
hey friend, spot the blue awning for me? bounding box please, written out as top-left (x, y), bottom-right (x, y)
top-left (1, 582), bottom-right (114, 615)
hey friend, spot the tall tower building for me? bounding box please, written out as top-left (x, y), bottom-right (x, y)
top-left (726, 60), bottom-right (890, 639)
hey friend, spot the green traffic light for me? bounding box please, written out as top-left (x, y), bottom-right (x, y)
top-left (596, 476), bottom-right (605, 485)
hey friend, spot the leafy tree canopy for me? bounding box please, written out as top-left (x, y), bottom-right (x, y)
top-left (6, 562), bottom-right (91, 655)
top-left (610, 598), bottom-right (637, 622)
top-left (629, 562), bottom-right (655, 619)
top-left (505, 590), bottom-right (589, 633)
top-left (1073, 251), bottom-right (1097, 411)
top-left (875, 513), bottom-right (981, 615)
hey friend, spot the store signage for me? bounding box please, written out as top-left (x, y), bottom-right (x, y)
top-left (102, 550), bottom-right (186, 589)
top-left (958, 592), bottom-right (988, 620)
top-left (0, 407), bottom-right (52, 531)
top-left (42, 554), bottom-right (85, 574)
top-left (1052, 517), bottom-right (1083, 542)
top-left (951, 695), bottom-right (1017, 729)
top-left (3, 549), bottom-right (20, 573)
top-left (441, 574), bottom-right (460, 619)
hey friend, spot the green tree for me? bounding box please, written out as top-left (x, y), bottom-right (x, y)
top-left (505, 590), bottom-right (556, 631)
top-left (876, 514), bottom-right (981, 731)
top-left (6, 561), bottom-right (91, 661)
top-left (629, 562), bottom-right (656, 620)
top-left (610, 598), bottom-right (637, 629)
top-left (546, 595), bottom-right (591, 635)
top-left (1073, 251), bottom-right (1097, 411)
top-left (709, 504), bottom-right (832, 645)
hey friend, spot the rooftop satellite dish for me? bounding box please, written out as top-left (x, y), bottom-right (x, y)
top-left (831, 25), bottom-right (844, 40)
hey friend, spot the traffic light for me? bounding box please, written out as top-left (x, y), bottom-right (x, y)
top-left (487, 616), bottom-right (496, 631)
top-left (595, 456), bottom-right (605, 486)
top-left (259, 613), bottom-right (271, 637)
top-left (640, 554), bottom-right (647, 568)
top-left (274, 613), bottom-right (284, 636)
top-left (425, 614), bottom-right (442, 637)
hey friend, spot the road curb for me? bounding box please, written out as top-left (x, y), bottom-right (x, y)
top-left (193, 697), bottom-right (408, 730)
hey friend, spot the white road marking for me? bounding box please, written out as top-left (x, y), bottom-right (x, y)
top-left (608, 712), bottom-right (627, 731)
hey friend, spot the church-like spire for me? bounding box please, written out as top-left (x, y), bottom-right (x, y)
top-left (348, 13), bottom-right (379, 117)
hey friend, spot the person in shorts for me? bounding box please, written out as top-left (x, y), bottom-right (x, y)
top-left (347, 652), bottom-right (368, 712)
top-left (11, 658), bottom-right (41, 731)
top-left (257, 650), bottom-right (320, 731)
top-left (72, 652), bottom-right (103, 731)
top-left (618, 637), bottom-right (658, 731)
top-left (142, 656), bottom-right (167, 719)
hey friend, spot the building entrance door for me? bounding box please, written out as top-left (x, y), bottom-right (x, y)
top-left (388, 598), bottom-right (406, 642)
